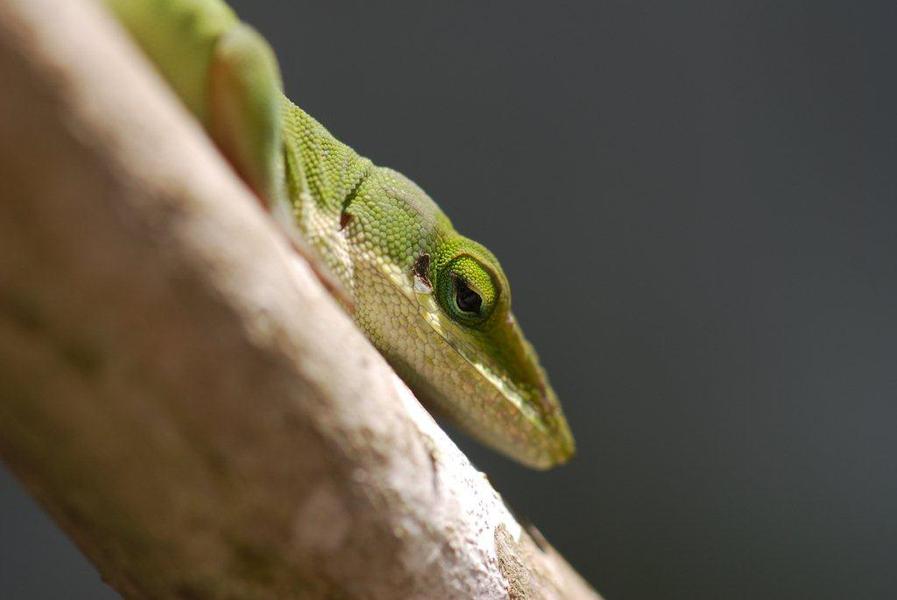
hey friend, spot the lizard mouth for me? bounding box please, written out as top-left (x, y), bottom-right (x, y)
top-left (375, 257), bottom-right (574, 467)
top-left (411, 286), bottom-right (575, 468)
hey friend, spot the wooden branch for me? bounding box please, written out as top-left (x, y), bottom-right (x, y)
top-left (0, 0), bottom-right (601, 598)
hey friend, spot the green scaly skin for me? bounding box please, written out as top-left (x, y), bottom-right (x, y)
top-left (102, 0), bottom-right (574, 468)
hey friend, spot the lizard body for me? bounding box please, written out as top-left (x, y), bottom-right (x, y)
top-left (102, 0), bottom-right (574, 468)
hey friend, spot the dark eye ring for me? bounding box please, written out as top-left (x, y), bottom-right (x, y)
top-left (453, 276), bottom-right (482, 314)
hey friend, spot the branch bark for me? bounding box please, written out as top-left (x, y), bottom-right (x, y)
top-left (0, 0), bottom-right (601, 598)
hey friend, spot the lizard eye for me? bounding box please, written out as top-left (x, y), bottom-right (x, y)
top-left (437, 255), bottom-right (498, 327)
top-left (454, 276), bottom-right (482, 314)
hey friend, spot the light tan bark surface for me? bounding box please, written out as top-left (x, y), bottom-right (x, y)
top-left (0, 0), bottom-right (602, 598)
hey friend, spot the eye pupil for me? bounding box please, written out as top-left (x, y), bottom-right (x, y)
top-left (454, 277), bottom-right (482, 313)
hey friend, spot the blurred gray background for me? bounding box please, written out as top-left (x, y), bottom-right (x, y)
top-left (2, 1), bottom-right (895, 598)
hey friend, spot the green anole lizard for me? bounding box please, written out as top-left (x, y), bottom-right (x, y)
top-left (101, 0), bottom-right (574, 469)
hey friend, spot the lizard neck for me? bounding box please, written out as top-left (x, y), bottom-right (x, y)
top-left (281, 99), bottom-right (371, 217)
top-left (280, 98), bottom-right (372, 294)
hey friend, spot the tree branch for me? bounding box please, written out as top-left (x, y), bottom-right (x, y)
top-left (0, 0), bottom-right (601, 598)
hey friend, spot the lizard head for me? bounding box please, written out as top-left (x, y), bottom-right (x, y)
top-left (348, 167), bottom-right (574, 468)
top-left (407, 235), bottom-right (575, 469)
